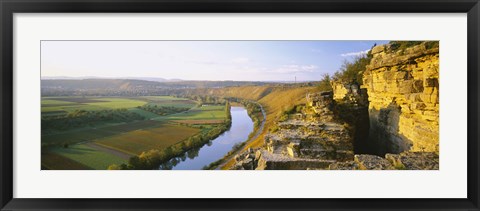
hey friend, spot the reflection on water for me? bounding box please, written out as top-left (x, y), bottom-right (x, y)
top-left (159, 106), bottom-right (254, 170)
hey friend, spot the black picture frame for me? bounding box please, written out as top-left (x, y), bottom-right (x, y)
top-left (1, 0), bottom-right (479, 210)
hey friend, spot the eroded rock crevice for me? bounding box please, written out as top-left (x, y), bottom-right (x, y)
top-left (331, 82), bottom-right (371, 155)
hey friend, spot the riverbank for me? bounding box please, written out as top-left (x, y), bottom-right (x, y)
top-left (203, 101), bottom-right (266, 170)
top-left (167, 106), bottom-right (254, 169)
top-left (108, 102), bottom-right (232, 170)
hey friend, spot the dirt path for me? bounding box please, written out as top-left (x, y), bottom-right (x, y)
top-left (248, 102), bottom-right (267, 143)
top-left (85, 142), bottom-right (133, 160)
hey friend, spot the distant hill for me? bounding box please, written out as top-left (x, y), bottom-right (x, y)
top-left (41, 76), bottom-right (182, 82)
top-left (41, 79), bottom-right (270, 96)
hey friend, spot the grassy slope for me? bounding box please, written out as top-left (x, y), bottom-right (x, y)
top-left (206, 85), bottom-right (317, 169)
top-left (252, 87), bottom-right (314, 147)
top-left (206, 85), bottom-right (315, 148)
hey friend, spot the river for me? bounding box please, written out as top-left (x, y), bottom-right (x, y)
top-left (159, 106), bottom-right (254, 170)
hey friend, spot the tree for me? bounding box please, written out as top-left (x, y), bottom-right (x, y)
top-left (333, 54), bottom-right (372, 85)
top-left (107, 164), bottom-right (121, 170)
top-left (318, 73), bottom-right (333, 91)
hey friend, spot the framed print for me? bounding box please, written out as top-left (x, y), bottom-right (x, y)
top-left (1, 0), bottom-right (479, 210)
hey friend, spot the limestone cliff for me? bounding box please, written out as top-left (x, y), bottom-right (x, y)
top-left (362, 42), bottom-right (439, 154)
top-left (229, 41), bottom-right (439, 170)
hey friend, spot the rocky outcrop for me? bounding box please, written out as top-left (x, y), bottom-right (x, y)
top-left (232, 91), bottom-right (355, 170)
top-left (229, 42), bottom-right (439, 170)
top-left (331, 82), bottom-right (369, 106)
top-left (231, 149), bottom-right (335, 170)
top-left (230, 148), bottom-right (257, 170)
top-left (362, 42), bottom-right (439, 154)
top-left (329, 152), bottom-right (439, 170)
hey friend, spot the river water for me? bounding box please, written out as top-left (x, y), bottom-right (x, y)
top-left (160, 106), bottom-right (254, 170)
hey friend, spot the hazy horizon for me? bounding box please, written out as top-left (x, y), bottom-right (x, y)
top-left (41, 40), bottom-right (389, 81)
top-left (40, 75), bottom-right (318, 82)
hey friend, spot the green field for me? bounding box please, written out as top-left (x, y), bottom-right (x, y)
top-left (41, 96), bottom-right (229, 170)
top-left (42, 120), bottom-right (162, 145)
top-left (165, 105), bottom-right (226, 120)
top-left (195, 105), bottom-right (225, 111)
top-left (50, 144), bottom-right (127, 170)
top-left (42, 128), bottom-right (116, 145)
top-left (95, 124), bottom-right (200, 155)
top-left (42, 99), bottom-right (76, 106)
top-left (41, 152), bottom-right (93, 170)
top-left (138, 96), bottom-right (197, 109)
top-left (41, 97), bottom-right (148, 113)
top-left (147, 102), bottom-right (196, 108)
top-left (84, 98), bottom-right (147, 109)
top-left (128, 108), bottom-right (162, 119)
top-left (41, 96), bottom-right (196, 113)
top-left (138, 96), bottom-right (191, 101)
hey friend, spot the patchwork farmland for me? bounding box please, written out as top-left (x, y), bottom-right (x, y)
top-left (41, 96), bottom-right (228, 170)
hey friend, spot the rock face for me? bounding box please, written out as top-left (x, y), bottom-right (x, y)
top-left (331, 82), bottom-right (369, 106)
top-left (328, 152), bottom-right (439, 170)
top-left (229, 41), bottom-right (439, 170)
top-left (330, 81), bottom-right (371, 154)
top-left (362, 42), bottom-right (439, 154)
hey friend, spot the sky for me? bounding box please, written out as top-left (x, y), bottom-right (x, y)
top-left (41, 40), bottom-right (389, 82)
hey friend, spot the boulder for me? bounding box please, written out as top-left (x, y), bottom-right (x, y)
top-left (329, 161), bottom-right (359, 170)
top-left (354, 154), bottom-right (394, 170)
top-left (386, 152), bottom-right (438, 170)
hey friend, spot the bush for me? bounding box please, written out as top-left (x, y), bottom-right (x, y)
top-left (107, 164), bottom-right (121, 170)
top-left (42, 109), bottom-right (145, 132)
top-left (138, 104), bottom-right (189, 116)
top-left (424, 41), bottom-right (439, 49)
top-left (389, 41), bottom-right (423, 52)
top-left (333, 54), bottom-right (372, 85)
top-left (389, 41), bottom-right (438, 53)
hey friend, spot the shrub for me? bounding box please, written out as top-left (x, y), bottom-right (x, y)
top-left (333, 54), bottom-right (372, 85)
top-left (389, 41), bottom-right (423, 52)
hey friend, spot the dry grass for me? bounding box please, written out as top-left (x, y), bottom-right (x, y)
top-left (193, 86), bottom-right (273, 101)
top-left (217, 85), bottom-right (317, 169)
